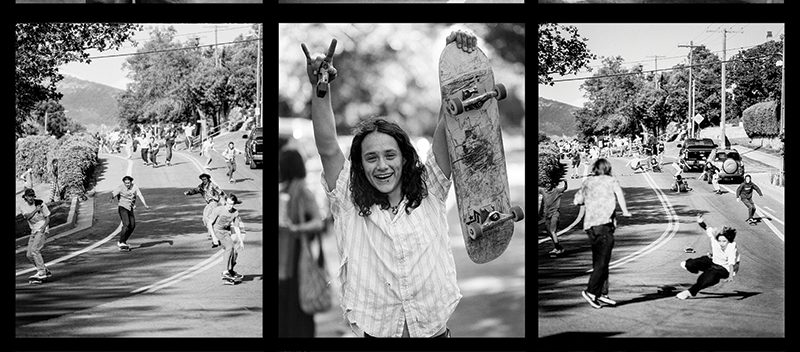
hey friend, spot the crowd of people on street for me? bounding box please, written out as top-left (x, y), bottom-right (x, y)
top-left (17, 120), bottom-right (252, 286)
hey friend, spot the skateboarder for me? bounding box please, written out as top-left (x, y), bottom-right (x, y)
top-left (111, 176), bottom-right (150, 251)
top-left (18, 167), bottom-right (33, 191)
top-left (301, 29), bottom-right (478, 338)
top-left (200, 136), bottom-right (216, 169)
top-left (736, 174), bottom-right (763, 224)
top-left (571, 151), bottom-right (582, 179)
top-left (676, 215), bottom-right (740, 299)
top-left (165, 130), bottom-right (176, 166)
top-left (148, 136), bottom-right (160, 167)
top-left (184, 173), bottom-right (224, 247)
top-left (539, 179), bottom-right (567, 256)
top-left (574, 158), bottom-right (632, 309)
top-left (208, 194), bottom-right (246, 285)
top-left (183, 122), bottom-right (195, 151)
top-left (221, 141), bottom-right (245, 183)
top-left (17, 189), bottom-right (52, 282)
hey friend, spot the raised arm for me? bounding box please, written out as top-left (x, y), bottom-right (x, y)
top-left (303, 40), bottom-right (345, 191)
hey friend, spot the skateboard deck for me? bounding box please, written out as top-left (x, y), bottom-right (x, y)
top-left (438, 43), bottom-right (524, 264)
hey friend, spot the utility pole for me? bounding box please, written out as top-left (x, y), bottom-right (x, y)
top-left (647, 55), bottom-right (666, 89)
top-left (779, 33), bottom-right (785, 179)
top-left (708, 27), bottom-right (743, 147)
top-left (679, 41), bottom-right (702, 138)
top-left (44, 111), bottom-right (48, 135)
top-left (256, 24), bottom-right (262, 128)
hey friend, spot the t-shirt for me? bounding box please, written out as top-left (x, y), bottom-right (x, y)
top-left (222, 147), bottom-right (242, 162)
top-left (539, 183), bottom-right (566, 216)
top-left (575, 175), bottom-right (621, 230)
top-left (210, 206), bottom-right (240, 233)
top-left (113, 184), bottom-right (143, 211)
top-left (18, 200), bottom-right (50, 234)
top-left (165, 136), bottom-right (175, 148)
top-left (183, 125), bottom-right (195, 137)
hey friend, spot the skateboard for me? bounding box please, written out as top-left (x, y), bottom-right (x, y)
top-left (28, 273), bottom-right (52, 285)
top-left (223, 274), bottom-right (243, 285)
top-left (438, 42), bottom-right (524, 264)
top-left (119, 246), bottom-right (131, 252)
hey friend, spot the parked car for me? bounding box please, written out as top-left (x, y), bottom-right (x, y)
top-left (678, 138), bottom-right (717, 172)
top-left (707, 148), bottom-right (745, 183)
top-left (243, 127), bottom-right (263, 169)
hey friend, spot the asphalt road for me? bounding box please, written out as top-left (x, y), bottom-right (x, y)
top-left (538, 143), bottom-right (784, 337)
top-left (15, 132), bottom-right (263, 337)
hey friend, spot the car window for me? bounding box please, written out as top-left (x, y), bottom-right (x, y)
top-left (714, 152), bottom-right (727, 161)
top-left (727, 152), bottom-right (741, 161)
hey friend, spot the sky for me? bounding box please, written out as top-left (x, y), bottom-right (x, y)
top-left (539, 23), bottom-right (785, 108)
top-left (57, 23), bottom-right (257, 90)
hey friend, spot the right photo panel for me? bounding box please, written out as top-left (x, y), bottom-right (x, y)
top-left (538, 22), bottom-right (785, 338)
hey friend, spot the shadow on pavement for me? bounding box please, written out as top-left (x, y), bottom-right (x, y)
top-left (694, 290), bottom-right (761, 300)
top-left (613, 284), bottom-right (689, 307)
top-left (542, 331), bottom-right (623, 338)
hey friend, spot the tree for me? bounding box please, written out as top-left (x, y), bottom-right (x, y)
top-left (727, 39), bottom-right (783, 121)
top-left (15, 23), bottom-right (141, 137)
top-left (577, 57), bottom-right (643, 138)
top-left (538, 23), bottom-right (595, 86)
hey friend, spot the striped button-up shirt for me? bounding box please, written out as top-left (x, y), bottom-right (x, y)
top-left (113, 184), bottom-right (143, 211)
top-left (322, 148), bottom-right (461, 337)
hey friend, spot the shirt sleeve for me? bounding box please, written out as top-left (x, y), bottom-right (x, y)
top-left (753, 183), bottom-right (763, 196)
top-left (424, 147), bottom-right (452, 203)
top-left (322, 158), bottom-right (354, 217)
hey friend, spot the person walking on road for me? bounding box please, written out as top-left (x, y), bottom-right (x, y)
top-left (148, 136), bottom-right (160, 167)
top-left (183, 122), bottom-right (195, 151)
top-left (736, 174), bottom-right (763, 224)
top-left (111, 176), bottom-right (150, 251)
top-left (539, 179), bottom-right (568, 257)
top-left (138, 134), bottom-right (150, 166)
top-left (574, 158), bottom-right (632, 309)
top-left (571, 151), bottom-right (582, 179)
top-left (278, 148), bottom-right (325, 337)
top-left (17, 189), bottom-right (52, 282)
top-left (184, 173), bottom-right (224, 248)
top-left (200, 136), bottom-right (215, 169)
top-left (165, 130), bottom-right (176, 166)
top-left (222, 141), bottom-right (245, 183)
top-left (209, 194), bottom-right (246, 285)
top-left (677, 215), bottom-right (740, 299)
top-left (301, 29), bottom-right (479, 338)
top-left (704, 161), bottom-right (722, 194)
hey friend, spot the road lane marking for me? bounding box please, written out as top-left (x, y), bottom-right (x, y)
top-left (719, 184), bottom-right (784, 241)
top-left (764, 206), bottom-right (774, 212)
top-left (132, 249), bottom-right (223, 294)
top-left (16, 224), bottom-right (122, 277)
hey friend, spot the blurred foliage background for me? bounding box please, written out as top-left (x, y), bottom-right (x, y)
top-left (278, 23), bottom-right (526, 138)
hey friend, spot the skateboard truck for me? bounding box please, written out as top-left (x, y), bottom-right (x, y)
top-left (466, 205), bottom-right (525, 240)
top-left (447, 83), bottom-right (507, 115)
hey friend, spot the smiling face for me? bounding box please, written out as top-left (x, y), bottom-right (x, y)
top-left (361, 132), bottom-right (404, 201)
top-left (717, 235), bottom-right (729, 251)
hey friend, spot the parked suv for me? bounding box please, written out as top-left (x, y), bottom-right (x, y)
top-left (707, 148), bottom-right (745, 183)
top-left (244, 127), bottom-right (263, 169)
top-left (678, 138), bottom-right (717, 172)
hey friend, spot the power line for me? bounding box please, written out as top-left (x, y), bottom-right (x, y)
top-left (550, 52), bottom-right (780, 84)
top-left (87, 37), bottom-right (261, 60)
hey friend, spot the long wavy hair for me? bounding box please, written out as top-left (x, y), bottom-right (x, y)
top-left (349, 118), bottom-right (427, 217)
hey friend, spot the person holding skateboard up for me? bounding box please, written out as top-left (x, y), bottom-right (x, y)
top-left (208, 194), bottom-right (246, 285)
top-left (574, 158), bottom-right (632, 309)
top-left (184, 173), bottom-right (224, 247)
top-left (111, 176), bottom-right (150, 251)
top-left (17, 189), bottom-right (52, 283)
top-left (676, 215), bottom-right (740, 299)
top-left (539, 179), bottom-right (567, 257)
top-left (301, 29), bottom-right (478, 338)
top-left (736, 174), bottom-right (763, 225)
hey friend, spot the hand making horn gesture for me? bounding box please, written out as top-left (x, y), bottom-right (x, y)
top-left (301, 39), bottom-right (338, 97)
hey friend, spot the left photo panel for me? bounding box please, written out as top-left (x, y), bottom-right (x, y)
top-left (14, 22), bottom-right (264, 337)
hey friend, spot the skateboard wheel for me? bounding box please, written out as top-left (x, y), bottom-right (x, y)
top-left (448, 98), bottom-right (465, 115)
top-left (511, 206), bottom-right (525, 222)
top-left (495, 83), bottom-right (507, 101)
top-left (467, 222), bottom-right (482, 240)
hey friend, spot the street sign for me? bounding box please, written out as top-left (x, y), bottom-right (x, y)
top-left (693, 113), bottom-right (704, 124)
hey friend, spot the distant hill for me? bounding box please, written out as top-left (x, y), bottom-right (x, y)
top-left (538, 97), bottom-right (579, 137)
top-left (56, 75), bottom-right (124, 132)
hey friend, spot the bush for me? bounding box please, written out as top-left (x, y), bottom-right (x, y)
top-left (54, 133), bottom-right (99, 200)
top-left (742, 100), bottom-right (780, 138)
top-left (538, 144), bottom-right (565, 188)
top-left (15, 135), bottom-right (61, 183)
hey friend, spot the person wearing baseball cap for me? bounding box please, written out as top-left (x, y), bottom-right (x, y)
top-left (110, 176), bottom-right (150, 251)
top-left (16, 189), bottom-right (52, 282)
top-left (184, 173), bottom-right (226, 248)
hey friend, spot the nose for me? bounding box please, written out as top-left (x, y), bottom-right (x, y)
top-left (375, 157), bottom-right (388, 170)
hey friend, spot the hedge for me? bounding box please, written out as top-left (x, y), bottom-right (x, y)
top-left (15, 135), bottom-right (61, 184)
top-left (55, 133), bottom-right (99, 200)
top-left (538, 143), bottom-right (565, 188)
top-left (742, 100), bottom-right (780, 138)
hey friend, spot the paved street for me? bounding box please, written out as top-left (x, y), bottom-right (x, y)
top-left (15, 132), bottom-right (263, 337)
top-left (538, 140), bottom-right (784, 337)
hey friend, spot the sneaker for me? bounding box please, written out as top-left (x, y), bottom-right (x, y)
top-left (29, 272), bottom-right (47, 280)
top-left (548, 247), bottom-right (565, 256)
top-left (581, 290), bottom-right (602, 309)
top-left (44, 270), bottom-right (53, 278)
top-left (597, 295), bottom-right (617, 306)
top-left (221, 270), bottom-right (233, 279)
top-left (676, 290), bottom-right (692, 300)
top-left (680, 261), bottom-right (687, 271)
top-left (229, 270), bottom-right (243, 280)
top-left (211, 242), bottom-right (220, 248)
top-left (222, 278), bottom-right (236, 285)
top-left (229, 178), bottom-right (234, 183)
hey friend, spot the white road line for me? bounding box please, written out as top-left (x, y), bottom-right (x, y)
top-left (16, 224), bottom-right (122, 277)
top-left (587, 168), bottom-right (679, 272)
top-left (132, 249), bottom-right (223, 294)
top-left (538, 206), bottom-right (585, 245)
top-left (755, 206), bottom-right (784, 226)
top-left (719, 184), bottom-right (784, 241)
top-left (763, 206), bottom-right (774, 212)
